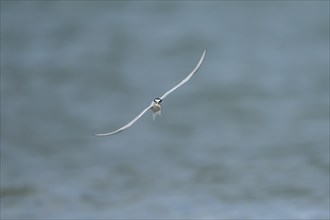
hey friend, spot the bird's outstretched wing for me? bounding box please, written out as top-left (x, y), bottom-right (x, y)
top-left (160, 49), bottom-right (206, 100)
top-left (95, 102), bottom-right (153, 136)
top-left (95, 49), bottom-right (206, 136)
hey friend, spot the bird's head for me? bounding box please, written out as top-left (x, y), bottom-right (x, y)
top-left (153, 97), bottom-right (162, 104)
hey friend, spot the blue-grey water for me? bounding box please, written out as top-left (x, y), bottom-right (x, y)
top-left (1, 1), bottom-right (329, 219)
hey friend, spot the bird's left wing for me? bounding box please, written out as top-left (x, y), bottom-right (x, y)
top-left (95, 102), bottom-right (153, 136)
top-left (160, 49), bottom-right (206, 100)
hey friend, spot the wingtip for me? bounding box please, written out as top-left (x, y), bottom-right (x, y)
top-left (94, 133), bottom-right (112, 137)
top-left (94, 130), bottom-right (123, 136)
top-left (94, 133), bottom-right (105, 137)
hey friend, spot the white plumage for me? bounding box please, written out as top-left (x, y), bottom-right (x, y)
top-left (95, 49), bottom-right (206, 136)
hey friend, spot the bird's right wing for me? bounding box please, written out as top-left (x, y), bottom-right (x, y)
top-left (95, 102), bottom-right (153, 136)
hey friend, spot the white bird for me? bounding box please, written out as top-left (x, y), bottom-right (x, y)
top-left (95, 49), bottom-right (206, 136)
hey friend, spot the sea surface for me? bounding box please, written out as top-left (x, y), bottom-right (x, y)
top-left (1, 1), bottom-right (329, 219)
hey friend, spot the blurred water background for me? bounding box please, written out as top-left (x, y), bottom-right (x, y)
top-left (1, 1), bottom-right (329, 219)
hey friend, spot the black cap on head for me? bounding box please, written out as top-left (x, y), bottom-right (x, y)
top-left (154, 98), bottom-right (162, 103)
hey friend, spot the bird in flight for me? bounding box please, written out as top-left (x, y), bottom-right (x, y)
top-left (95, 49), bottom-right (206, 136)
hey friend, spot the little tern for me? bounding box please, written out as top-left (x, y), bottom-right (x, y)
top-left (95, 49), bottom-right (206, 136)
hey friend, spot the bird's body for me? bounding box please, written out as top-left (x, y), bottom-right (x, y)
top-left (95, 49), bottom-right (206, 136)
top-left (150, 97), bottom-right (162, 120)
